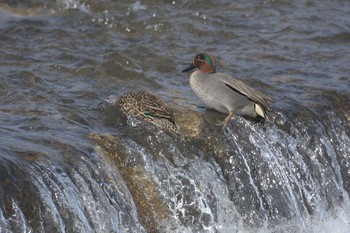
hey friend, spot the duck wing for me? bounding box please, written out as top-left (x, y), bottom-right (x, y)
top-left (117, 90), bottom-right (175, 122)
top-left (219, 74), bottom-right (273, 110)
top-left (138, 90), bottom-right (176, 122)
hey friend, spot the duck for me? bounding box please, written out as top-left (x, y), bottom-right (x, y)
top-left (182, 53), bottom-right (273, 125)
top-left (116, 90), bottom-right (180, 134)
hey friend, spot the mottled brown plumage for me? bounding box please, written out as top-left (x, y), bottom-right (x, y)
top-left (116, 90), bottom-right (179, 134)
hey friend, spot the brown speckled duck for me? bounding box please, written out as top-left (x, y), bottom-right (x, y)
top-left (116, 90), bottom-right (179, 134)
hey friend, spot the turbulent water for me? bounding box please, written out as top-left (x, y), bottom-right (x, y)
top-left (0, 0), bottom-right (350, 232)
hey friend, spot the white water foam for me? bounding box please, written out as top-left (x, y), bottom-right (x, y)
top-left (57, 0), bottom-right (90, 12)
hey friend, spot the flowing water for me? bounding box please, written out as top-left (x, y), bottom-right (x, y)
top-left (0, 0), bottom-right (350, 232)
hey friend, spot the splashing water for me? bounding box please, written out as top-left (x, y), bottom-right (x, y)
top-left (56, 0), bottom-right (90, 12)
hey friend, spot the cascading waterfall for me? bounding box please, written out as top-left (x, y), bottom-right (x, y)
top-left (2, 106), bottom-right (349, 232)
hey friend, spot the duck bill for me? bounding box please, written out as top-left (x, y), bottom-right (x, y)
top-left (181, 63), bottom-right (196, 73)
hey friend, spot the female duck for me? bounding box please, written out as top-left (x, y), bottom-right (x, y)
top-left (117, 90), bottom-right (179, 134)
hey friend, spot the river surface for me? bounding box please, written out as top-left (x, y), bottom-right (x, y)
top-left (0, 0), bottom-right (350, 232)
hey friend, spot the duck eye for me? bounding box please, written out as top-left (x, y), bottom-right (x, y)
top-left (195, 56), bottom-right (204, 62)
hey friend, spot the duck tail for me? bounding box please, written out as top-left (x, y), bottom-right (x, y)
top-left (254, 103), bottom-right (265, 118)
top-left (254, 104), bottom-right (272, 122)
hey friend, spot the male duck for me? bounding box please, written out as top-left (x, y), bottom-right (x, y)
top-left (182, 53), bottom-right (272, 125)
top-left (116, 90), bottom-right (179, 134)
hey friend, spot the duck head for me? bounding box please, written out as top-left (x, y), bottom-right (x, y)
top-left (182, 53), bottom-right (216, 74)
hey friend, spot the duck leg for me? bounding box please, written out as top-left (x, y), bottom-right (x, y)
top-left (223, 111), bottom-right (234, 127)
top-left (217, 111), bottom-right (234, 127)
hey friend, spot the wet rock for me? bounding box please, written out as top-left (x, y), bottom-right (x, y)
top-left (90, 133), bottom-right (169, 233)
top-left (173, 109), bottom-right (203, 139)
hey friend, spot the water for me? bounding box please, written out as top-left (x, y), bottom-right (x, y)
top-left (0, 0), bottom-right (350, 232)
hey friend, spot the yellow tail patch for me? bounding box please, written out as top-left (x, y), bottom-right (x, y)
top-left (254, 104), bottom-right (265, 118)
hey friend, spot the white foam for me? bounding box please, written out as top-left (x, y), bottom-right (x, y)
top-left (130, 1), bottom-right (147, 12)
top-left (57, 0), bottom-right (90, 12)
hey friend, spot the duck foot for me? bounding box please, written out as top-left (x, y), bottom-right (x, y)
top-left (216, 111), bottom-right (234, 128)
